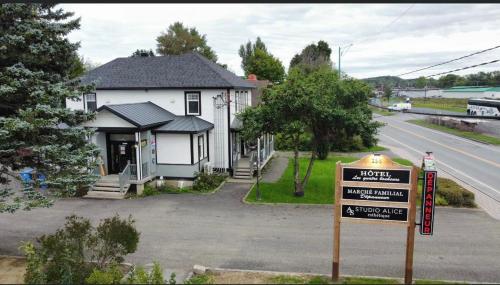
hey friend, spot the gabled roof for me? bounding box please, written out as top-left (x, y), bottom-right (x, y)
top-left (97, 102), bottom-right (176, 129)
top-left (154, 116), bottom-right (213, 133)
top-left (80, 52), bottom-right (255, 89)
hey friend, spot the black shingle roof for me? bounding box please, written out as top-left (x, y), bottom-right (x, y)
top-left (154, 116), bottom-right (213, 133)
top-left (81, 52), bottom-right (255, 89)
top-left (97, 102), bottom-right (176, 129)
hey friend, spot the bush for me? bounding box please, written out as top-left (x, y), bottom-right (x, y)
top-left (436, 178), bottom-right (476, 208)
top-left (85, 264), bottom-right (124, 284)
top-left (21, 214), bottom-right (140, 284)
top-left (125, 262), bottom-right (173, 284)
top-left (141, 185), bottom-right (160, 197)
top-left (192, 172), bottom-right (226, 192)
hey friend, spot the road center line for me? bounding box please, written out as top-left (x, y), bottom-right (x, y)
top-left (384, 122), bottom-right (500, 169)
top-left (380, 134), bottom-right (500, 198)
top-left (381, 115), bottom-right (500, 154)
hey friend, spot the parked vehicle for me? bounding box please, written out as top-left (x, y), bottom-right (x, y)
top-left (388, 102), bottom-right (412, 111)
top-left (467, 98), bottom-right (500, 116)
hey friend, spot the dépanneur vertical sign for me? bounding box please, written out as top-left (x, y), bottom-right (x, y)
top-left (420, 152), bottom-right (437, 235)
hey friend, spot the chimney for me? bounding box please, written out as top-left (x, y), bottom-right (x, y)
top-left (248, 74), bottom-right (257, 81)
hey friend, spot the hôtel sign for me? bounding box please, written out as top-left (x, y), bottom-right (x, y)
top-left (332, 154), bottom-right (418, 284)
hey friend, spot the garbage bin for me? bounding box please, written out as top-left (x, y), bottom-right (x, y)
top-left (19, 168), bottom-right (34, 184)
top-left (19, 168), bottom-right (47, 189)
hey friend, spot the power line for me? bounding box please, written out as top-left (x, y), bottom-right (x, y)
top-left (398, 44), bottom-right (500, 77)
top-left (352, 4), bottom-right (415, 47)
top-left (425, 58), bottom-right (500, 78)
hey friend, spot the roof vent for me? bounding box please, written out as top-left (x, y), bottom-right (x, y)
top-left (248, 74), bottom-right (257, 81)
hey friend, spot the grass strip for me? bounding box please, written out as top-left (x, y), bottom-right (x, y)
top-left (407, 119), bottom-right (500, 145)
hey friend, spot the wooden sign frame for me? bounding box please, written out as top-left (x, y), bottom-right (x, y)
top-left (332, 154), bottom-right (418, 284)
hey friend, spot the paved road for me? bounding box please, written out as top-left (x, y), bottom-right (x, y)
top-left (1, 184), bottom-right (500, 283)
top-left (376, 112), bottom-right (500, 219)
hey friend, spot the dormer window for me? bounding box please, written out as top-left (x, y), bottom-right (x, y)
top-left (185, 91), bottom-right (201, 115)
top-left (84, 93), bottom-right (97, 112)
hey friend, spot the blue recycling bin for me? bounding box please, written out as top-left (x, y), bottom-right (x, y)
top-left (19, 168), bottom-right (47, 189)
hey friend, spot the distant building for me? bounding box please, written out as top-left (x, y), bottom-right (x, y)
top-left (442, 86), bottom-right (500, 99)
top-left (246, 74), bottom-right (271, 106)
top-left (395, 87), bottom-right (442, 98)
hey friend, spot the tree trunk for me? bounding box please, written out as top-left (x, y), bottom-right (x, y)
top-left (301, 150), bottom-right (316, 190)
top-left (293, 140), bottom-right (304, 197)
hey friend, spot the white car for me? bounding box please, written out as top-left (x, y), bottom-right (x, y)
top-left (388, 102), bottom-right (411, 111)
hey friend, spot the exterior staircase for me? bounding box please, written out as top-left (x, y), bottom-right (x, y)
top-left (84, 175), bottom-right (130, 199)
top-left (232, 156), bottom-right (254, 181)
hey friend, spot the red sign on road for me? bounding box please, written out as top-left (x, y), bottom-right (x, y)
top-left (420, 170), bottom-right (437, 235)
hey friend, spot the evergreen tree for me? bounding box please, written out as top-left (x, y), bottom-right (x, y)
top-left (0, 4), bottom-right (99, 213)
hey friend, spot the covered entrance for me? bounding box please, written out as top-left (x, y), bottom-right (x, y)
top-left (107, 133), bottom-right (137, 175)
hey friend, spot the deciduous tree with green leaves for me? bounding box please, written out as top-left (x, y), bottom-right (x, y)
top-left (238, 37), bottom-right (285, 83)
top-left (239, 67), bottom-right (378, 197)
top-left (156, 22), bottom-right (218, 62)
top-left (289, 40), bottom-right (333, 73)
top-left (131, 49), bottom-right (155, 57)
top-left (0, 3), bottom-right (100, 213)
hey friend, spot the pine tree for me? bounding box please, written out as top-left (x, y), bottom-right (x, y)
top-left (0, 4), bottom-right (99, 213)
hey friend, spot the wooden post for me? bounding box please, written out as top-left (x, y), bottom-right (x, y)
top-left (404, 166), bottom-right (418, 284)
top-left (332, 162), bottom-right (342, 281)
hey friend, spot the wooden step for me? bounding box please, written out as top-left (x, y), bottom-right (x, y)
top-left (84, 191), bottom-right (126, 200)
top-left (93, 186), bottom-right (126, 192)
top-left (95, 181), bottom-right (121, 188)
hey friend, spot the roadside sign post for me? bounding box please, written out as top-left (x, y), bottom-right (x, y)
top-left (420, 152), bottom-right (437, 235)
top-left (332, 154), bottom-right (418, 284)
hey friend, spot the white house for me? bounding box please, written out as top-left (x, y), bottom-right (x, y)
top-left (66, 52), bottom-right (274, 197)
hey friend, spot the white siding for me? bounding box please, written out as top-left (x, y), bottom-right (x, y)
top-left (66, 95), bottom-right (84, 110)
top-left (156, 133), bottom-right (191, 164)
top-left (83, 109), bottom-right (135, 128)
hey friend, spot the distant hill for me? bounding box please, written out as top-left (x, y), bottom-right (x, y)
top-left (362, 76), bottom-right (416, 89)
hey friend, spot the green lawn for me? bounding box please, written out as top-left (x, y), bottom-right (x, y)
top-left (369, 105), bottom-right (395, 116)
top-left (411, 98), bottom-right (467, 113)
top-left (381, 98), bottom-right (468, 113)
top-left (246, 156), bottom-right (411, 204)
top-left (246, 156), bottom-right (474, 208)
top-left (407, 119), bottom-right (500, 145)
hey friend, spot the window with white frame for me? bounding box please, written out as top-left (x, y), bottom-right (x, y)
top-left (84, 93), bottom-right (97, 112)
top-left (185, 92), bottom-right (201, 115)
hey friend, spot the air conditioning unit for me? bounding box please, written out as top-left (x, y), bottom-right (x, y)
top-left (204, 162), bottom-right (213, 174)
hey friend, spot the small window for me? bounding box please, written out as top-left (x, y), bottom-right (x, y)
top-left (198, 135), bottom-right (205, 161)
top-left (85, 93), bottom-right (97, 112)
top-left (185, 92), bottom-right (201, 115)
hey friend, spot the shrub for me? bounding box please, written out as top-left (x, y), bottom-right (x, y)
top-left (141, 185), bottom-right (160, 197)
top-left (184, 273), bottom-right (214, 284)
top-left (85, 264), bottom-right (124, 284)
top-left (22, 214), bottom-right (140, 284)
top-left (437, 178), bottom-right (476, 208)
top-left (125, 262), bottom-right (170, 284)
top-left (192, 172), bottom-right (226, 192)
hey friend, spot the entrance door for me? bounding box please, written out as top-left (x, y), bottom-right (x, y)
top-left (108, 141), bottom-right (136, 174)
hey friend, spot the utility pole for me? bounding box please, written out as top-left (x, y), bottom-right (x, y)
top-left (338, 46), bottom-right (341, 80)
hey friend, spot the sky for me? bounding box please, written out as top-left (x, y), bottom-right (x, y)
top-left (59, 3), bottom-right (500, 79)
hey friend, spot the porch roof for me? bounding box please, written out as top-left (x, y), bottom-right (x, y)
top-left (154, 116), bottom-right (213, 133)
top-left (97, 102), bottom-right (175, 129)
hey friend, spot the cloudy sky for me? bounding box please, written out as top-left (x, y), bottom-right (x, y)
top-left (59, 3), bottom-right (500, 79)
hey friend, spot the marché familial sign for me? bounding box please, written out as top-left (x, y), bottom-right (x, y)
top-left (342, 186), bottom-right (409, 203)
top-left (343, 167), bottom-right (411, 184)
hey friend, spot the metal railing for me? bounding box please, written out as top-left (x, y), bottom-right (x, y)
top-left (118, 160), bottom-right (131, 193)
top-left (130, 164), bottom-right (137, 180)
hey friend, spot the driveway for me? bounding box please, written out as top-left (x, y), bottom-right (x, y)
top-left (1, 183), bottom-right (500, 283)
